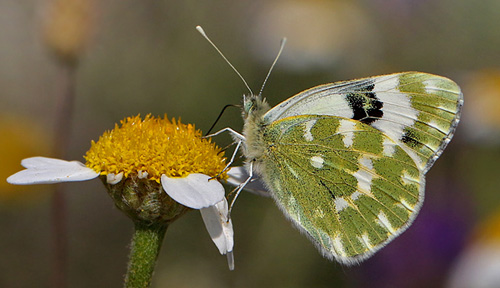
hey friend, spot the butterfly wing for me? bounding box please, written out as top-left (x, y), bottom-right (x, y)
top-left (259, 115), bottom-right (423, 264)
top-left (263, 72), bottom-right (463, 173)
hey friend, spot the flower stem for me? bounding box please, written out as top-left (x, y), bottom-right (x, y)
top-left (51, 52), bottom-right (77, 288)
top-left (125, 223), bottom-right (168, 288)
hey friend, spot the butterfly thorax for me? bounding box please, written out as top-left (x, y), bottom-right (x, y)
top-left (242, 94), bottom-right (271, 168)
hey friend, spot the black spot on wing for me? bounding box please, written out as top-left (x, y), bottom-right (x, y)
top-left (346, 94), bottom-right (366, 121)
top-left (401, 129), bottom-right (422, 148)
top-left (345, 81), bottom-right (384, 125)
top-left (365, 84), bottom-right (384, 119)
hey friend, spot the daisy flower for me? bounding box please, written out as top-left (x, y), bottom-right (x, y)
top-left (7, 114), bottom-right (234, 271)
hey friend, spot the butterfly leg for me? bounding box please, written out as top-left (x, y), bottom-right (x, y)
top-left (215, 140), bottom-right (242, 179)
top-left (205, 127), bottom-right (245, 179)
top-left (204, 127), bottom-right (245, 141)
top-left (227, 160), bottom-right (254, 219)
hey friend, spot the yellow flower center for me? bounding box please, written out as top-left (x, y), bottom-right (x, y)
top-left (84, 114), bottom-right (228, 182)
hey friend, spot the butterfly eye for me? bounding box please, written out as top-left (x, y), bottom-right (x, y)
top-left (243, 96), bottom-right (254, 115)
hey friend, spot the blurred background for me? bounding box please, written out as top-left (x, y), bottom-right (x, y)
top-left (1, 0), bottom-right (500, 287)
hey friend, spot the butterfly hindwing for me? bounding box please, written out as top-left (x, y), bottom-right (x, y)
top-left (259, 115), bottom-right (423, 264)
top-left (263, 72), bottom-right (463, 173)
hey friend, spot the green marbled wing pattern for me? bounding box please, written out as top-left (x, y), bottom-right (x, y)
top-left (263, 72), bottom-right (463, 173)
top-left (395, 73), bottom-right (462, 173)
top-left (260, 115), bottom-right (423, 264)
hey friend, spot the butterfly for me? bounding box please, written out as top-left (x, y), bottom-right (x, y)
top-left (197, 27), bottom-right (463, 265)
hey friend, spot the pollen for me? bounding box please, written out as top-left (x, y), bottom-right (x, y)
top-left (84, 114), bottom-right (228, 182)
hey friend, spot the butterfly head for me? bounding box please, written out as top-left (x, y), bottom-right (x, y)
top-left (242, 94), bottom-right (270, 122)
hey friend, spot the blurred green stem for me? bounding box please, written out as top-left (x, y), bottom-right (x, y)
top-left (125, 223), bottom-right (168, 288)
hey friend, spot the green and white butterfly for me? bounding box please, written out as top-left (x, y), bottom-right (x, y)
top-left (198, 27), bottom-right (463, 265)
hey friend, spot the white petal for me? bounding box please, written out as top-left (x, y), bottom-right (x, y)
top-left (106, 172), bottom-right (123, 184)
top-left (227, 251), bottom-right (235, 271)
top-left (137, 170), bottom-right (148, 179)
top-left (7, 157), bottom-right (99, 185)
top-left (227, 166), bottom-right (270, 197)
top-left (161, 173), bottom-right (224, 209)
top-left (21, 156), bottom-right (74, 168)
top-left (200, 199), bottom-right (234, 259)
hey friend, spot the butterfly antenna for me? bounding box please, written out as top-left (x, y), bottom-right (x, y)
top-left (196, 26), bottom-right (254, 95)
top-left (258, 37), bottom-right (286, 97)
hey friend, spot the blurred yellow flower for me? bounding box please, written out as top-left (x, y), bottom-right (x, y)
top-left (462, 69), bottom-right (500, 142)
top-left (43, 0), bottom-right (95, 63)
top-left (0, 114), bottom-right (52, 204)
top-left (249, 0), bottom-right (377, 71)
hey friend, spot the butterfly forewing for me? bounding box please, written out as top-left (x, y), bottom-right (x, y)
top-left (260, 115), bottom-right (423, 264)
top-left (263, 72), bottom-right (463, 173)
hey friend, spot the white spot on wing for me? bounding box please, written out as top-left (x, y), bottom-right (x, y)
top-left (376, 211), bottom-right (395, 233)
top-left (332, 236), bottom-right (347, 257)
top-left (372, 77), bottom-right (424, 169)
top-left (310, 156), bottom-right (324, 169)
top-left (298, 95), bottom-right (354, 118)
top-left (422, 79), bottom-right (434, 94)
top-left (358, 234), bottom-right (373, 249)
top-left (383, 138), bottom-right (396, 156)
top-left (359, 156), bottom-right (373, 169)
top-left (303, 119), bottom-right (316, 141)
top-left (372, 110), bottom-right (418, 143)
top-left (338, 120), bottom-right (356, 147)
top-left (351, 191), bottom-right (362, 200)
top-left (263, 85), bottom-right (354, 122)
top-left (400, 199), bottom-right (415, 212)
top-left (334, 197), bottom-right (349, 212)
top-left (401, 171), bottom-right (419, 185)
top-left (427, 120), bottom-right (441, 131)
top-left (422, 79), bottom-right (445, 95)
top-left (352, 156), bottom-right (374, 196)
top-left (373, 74), bottom-right (400, 91)
top-left (372, 76), bottom-right (419, 147)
